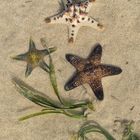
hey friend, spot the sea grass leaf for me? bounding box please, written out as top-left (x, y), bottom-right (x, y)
top-left (40, 38), bottom-right (64, 104)
top-left (63, 109), bottom-right (86, 119)
top-left (122, 121), bottom-right (140, 140)
top-left (19, 110), bottom-right (63, 121)
top-left (12, 77), bottom-right (60, 109)
top-left (78, 121), bottom-right (115, 140)
top-left (13, 38), bottom-right (95, 121)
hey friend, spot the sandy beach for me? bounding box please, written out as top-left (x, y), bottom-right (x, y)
top-left (0, 0), bottom-right (140, 139)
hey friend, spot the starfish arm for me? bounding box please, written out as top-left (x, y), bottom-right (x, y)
top-left (89, 79), bottom-right (104, 100)
top-left (29, 38), bottom-right (36, 51)
top-left (63, 0), bottom-right (72, 8)
top-left (64, 73), bottom-right (82, 91)
top-left (81, 0), bottom-right (95, 12)
top-left (88, 43), bottom-right (102, 65)
top-left (39, 47), bottom-right (57, 57)
top-left (60, 0), bottom-right (68, 10)
top-left (45, 12), bottom-right (68, 24)
top-left (80, 16), bottom-right (104, 31)
top-left (39, 60), bottom-right (50, 73)
top-left (12, 53), bottom-right (27, 61)
top-left (66, 54), bottom-right (85, 71)
top-left (25, 64), bottom-right (33, 77)
top-left (101, 65), bottom-right (122, 77)
top-left (68, 24), bottom-right (80, 43)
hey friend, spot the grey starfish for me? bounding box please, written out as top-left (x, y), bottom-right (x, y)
top-left (12, 38), bottom-right (56, 77)
top-left (65, 44), bottom-right (122, 100)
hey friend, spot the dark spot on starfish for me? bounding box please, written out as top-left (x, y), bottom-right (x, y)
top-left (65, 18), bottom-right (68, 22)
top-left (73, 14), bottom-right (77, 18)
top-left (54, 17), bottom-right (56, 20)
top-left (88, 18), bottom-right (90, 21)
top-left (82, 17), bottom-right (85, 20)
top-left (74, 9), bottom-right (77, 12)
top-left (69, 19), bottom-right (73, 23)
top-left (72, 24), bottom-right (75, 27)
top-left (97, 23), bottom-right (104, 29)
top-left (68, 37), bottom-right (74, 43)
top-left (92, 20), bottom-right (94, 23)
top-left (72, 30), bottom-right (74, 32)
top-left (77, 20), bottom-right (80, 23)
top-left (66, 4), bottom-right (68, 7)
top-left (71, 33), bottom-right (74, 36)
top-left (65, 44), bottom-right (122, 100)
top-left (45, 18), bottom-right (51, 23)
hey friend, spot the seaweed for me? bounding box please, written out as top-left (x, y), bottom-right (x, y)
top-left (70, 120), bottom-right (140, 140)
top-left (70, 121), bottom-right (115, 140)
top-left (12, 38), bottom-right (94, 121)
top-left (122, 121), bottom-right (140, 140)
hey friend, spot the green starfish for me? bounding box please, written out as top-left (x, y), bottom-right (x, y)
top-left (12, 38), bottom-right (57, 77)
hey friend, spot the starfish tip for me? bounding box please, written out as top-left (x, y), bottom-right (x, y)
top-left (68, 37), bottom-right (74, 43)
top-left (97, 23), bottom-right (105, 31)
top-left (116, 67), bottom-right (122, 74)
top-left (11, 55), bottom-right (23, 61)
top-left (64, 84), bottom-right (71, 91)
top-left (97, 94), bottom-right (104, 100)
top-left (108, 66), bottom-right (122, 75)
top-left (25, 71), bottom-right (31, 78)
top-left (94, 43), bottom-right (102, 50)
top-left (45, 17), bottom-right (51, 23)
top-left (65, 54), bottom-right (72, 61)
top-left (11, 56), bottom-right (16, 59)
top-left (95, 90), bottom-right (104, 100)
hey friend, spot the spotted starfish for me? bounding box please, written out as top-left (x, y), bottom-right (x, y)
top-left (45, 0), bottom-right (104, 43)
top-left (12, 39), bottom-right (56, 77)
top-left (64, 44), bottom-right (122, 100)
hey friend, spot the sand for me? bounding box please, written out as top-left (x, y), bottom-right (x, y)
top-left (0, 0), bottom-right (140, 139)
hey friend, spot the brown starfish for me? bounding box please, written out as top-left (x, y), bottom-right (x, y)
top-left (12, 38), bottom-right (56, 77)
top-left (64, 44), bottom-right (122, 100)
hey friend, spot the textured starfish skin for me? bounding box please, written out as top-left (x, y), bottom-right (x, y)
top-left (12, 39), bottom-right (56, 77)
top-left (64, 44), bottom-right (122, 100)
top-left (45, 0), bottom-right (104, 43)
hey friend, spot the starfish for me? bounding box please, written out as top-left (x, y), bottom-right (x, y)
top-left (64, 44), bottom-right (122, 100)
top-left (12, 38), bottom-right (56, 77)
top-left (45, 0), bottom-right (104, 43)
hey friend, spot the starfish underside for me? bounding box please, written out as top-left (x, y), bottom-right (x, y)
top-left (65, 44), bottom-right (122, 100)
top-left (45, 0), bottom-right (104, 43)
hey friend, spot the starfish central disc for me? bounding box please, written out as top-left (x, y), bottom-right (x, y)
top-left (27, 52), bottom-right (41, 65)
